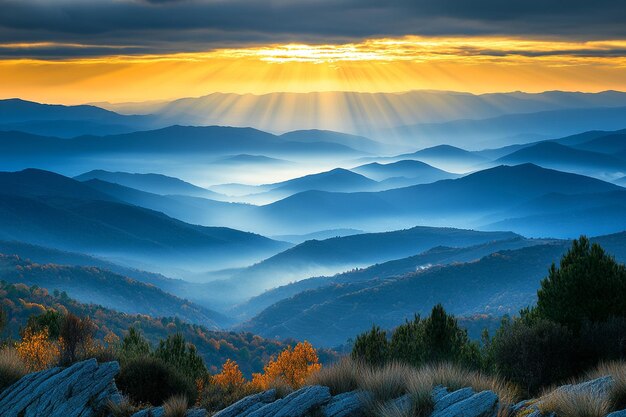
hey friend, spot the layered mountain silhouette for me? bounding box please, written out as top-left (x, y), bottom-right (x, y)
top-left (352, 160), bottom-right (459, 184)
top-left (74, 170), bottom-right (222, 198)
top-left (0, 98), bottom-right (156, 137)
top-left (0, 169), bottom-right (288, 272)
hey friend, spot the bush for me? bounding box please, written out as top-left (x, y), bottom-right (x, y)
top-left (59, 313), bottom-right (96, 365)
top-left (116, 356), bottom-right (197, 406)
top-left (489, 318), bottom-right (577, 395)
top-left (535, 236), bottom-right (626, 330)
top-left (153, 333), bottom-right (207, 382)
top-left (359, 305), bottom-right (481, 369)
top-left (351, 325), bottom-right (389, 366)
top-left (0, 347), bottom-right (27, 391)
top-left (16, 327), bottom-right (60, 371)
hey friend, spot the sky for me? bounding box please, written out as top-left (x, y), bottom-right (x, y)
top-left (1, 0), bottom-right (626, 104)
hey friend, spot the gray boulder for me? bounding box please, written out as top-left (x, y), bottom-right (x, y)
top-left (321, 390), bottom-right (369, 417)
top-left (552, 376), bottom-right (613, 399)
top-left (213, 389), bottom-right (276, 417)
top-left (247, 385), bottom-right (331, 417)
top-left (431, 390), bottom-right (499, 417)
top-left (606, 410), bottom-right (626, 417)
top-left (434, 387), bottom-right (475, 412)
top-left (0, 359), bottom-right (120, 417)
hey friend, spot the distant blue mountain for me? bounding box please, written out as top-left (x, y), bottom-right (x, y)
top-left (280, 130), bottom-right (386, 153)
top-left (496, 141), bottom-right (626, 174)
top-left (386, 106), bottom-right (626, 149)
top-left (352, 159), bottom-right (460, 183)
top-left (75, 169), bottom-right (222, 198)
top-left (0, 169), bottom-right (287, 272)
top-left (0, 98), bottom-right (156, 137)
top-left (0, 125), bottom-right (362, 157)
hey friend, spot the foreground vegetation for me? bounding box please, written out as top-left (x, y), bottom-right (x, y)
top-left (0, 236), bottom-right (625, 416)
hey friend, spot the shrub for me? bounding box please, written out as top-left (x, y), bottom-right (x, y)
top-left (154, 333), bottom-right (207, 382)
top-left (59, 313), bottom-right (96, 365)
top-left (351, 325), bottom-right (389, 366)
top-left (116, 356), bottom-right (197, 406)
top-left (197, 379), bottom-right (256, 413)
top-left (251, 341), bottom-right (321, 390)
top-left (26, 310), bottom-right (63, 339)
top-left (535, 236), bottom-right (626, 330)
top-left (16, 327), bottom-right (60, 371)
top-left (163, 395), bottom-right (188, 417)
top-left (0, 347), bottom-right (27, 391)
top-left (489, 318), bottom-right (577, 395)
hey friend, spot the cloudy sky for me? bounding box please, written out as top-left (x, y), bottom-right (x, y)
top-left (1, 0), bottom-right (626, 103)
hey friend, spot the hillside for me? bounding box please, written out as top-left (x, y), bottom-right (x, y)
top-left (0, 254), bottom-right (230, 328)
top-left (210, 226), bottom-right (520, 301)
top-left (240, 230), bottom-right (626, 346)
top-left (241, 243), bottom-right (571, 346)
top-left (395, 145), bottom-right (487, 172)
top-left (231, 237), bottom-right (553, 320)
top-left (279, 129), bottom-right (386, 153)
top-left (0, 281), bottom-right (301, 376)
top-left (267, 168), bottom-right (378, 194)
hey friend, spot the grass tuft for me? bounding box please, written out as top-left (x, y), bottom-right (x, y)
top-left (162, 394), bottom-right (188, 417)
top-left (306, 357), bottom-right (364, 395)
top-left (538, 390), bottom-right (609, 417)
top-left (107, 396), bottom-right (140, 417)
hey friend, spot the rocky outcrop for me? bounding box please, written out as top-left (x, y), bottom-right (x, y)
top-left (321, 390), bottom-right (369, 417)
top-left (213, 389), bottom-right (277, 417)
top-left (0, 359), bottom-right (120, 417)
top-left (130, 408), bottom-right (206, 417)
top-left (431, 390), bottom-right (498, 417)
top-left (247, 385), bottom-right (331, 417)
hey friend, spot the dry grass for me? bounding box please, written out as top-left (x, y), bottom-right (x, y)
top-left (0, 347), bottom-right (28, 391)
top-left (306, 357), bottom-right (364, 395)
top-left (359, 362), bottom-right (413, 404)
top-left (407, 363), bottom-right (520, 406)
top-left (538, 390), bottom-right (610, 417)
top-left (308, 360), bottom-right (518, 417)
top-left (107, 396), bottom-right (140, 417)
top-left (162, 395), bottom-right (188, 417)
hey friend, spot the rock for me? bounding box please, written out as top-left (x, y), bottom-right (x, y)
top-left (431, 390), bottom-right (499, 417)
top-left (213, 389), bottom-right (276, 417)
top-left (0, 359), bottom-right (120, 417)
top-left (553, 376), bottom-right (613, 399)
top-left (432, 386), bottom-right (450, 402)
top-left (606, 410), bottom-right (626, 417)
top-left (246, 385), bottom-right (331, 417)
top-left (321, 390), bottom-right (369, 417)
top-left (434, 387), bottom-right (475, 412)
top-left (131, 407), bottom-right (206, 417)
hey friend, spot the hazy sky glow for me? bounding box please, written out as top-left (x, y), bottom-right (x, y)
top-left (1, 0), bottom-right (626, 103)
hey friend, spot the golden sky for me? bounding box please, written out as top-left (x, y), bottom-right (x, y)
top-left (1, 36), bottom-right (626, 104)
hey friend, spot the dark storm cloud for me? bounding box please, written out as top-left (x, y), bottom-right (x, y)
top-left (0, 0), bottom-right (625, 58)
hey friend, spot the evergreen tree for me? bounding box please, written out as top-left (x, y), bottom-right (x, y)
top-left (535, 236), bottom-right (626, 330)
top-left (351, 325), bottom-right (388, 366)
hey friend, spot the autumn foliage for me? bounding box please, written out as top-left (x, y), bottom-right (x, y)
top-left (212, 359), bottom-right (245, 389)
top-left (16, 327), bottom-right (60, 372)
top-left (250, 341), bottom-right (321, 390)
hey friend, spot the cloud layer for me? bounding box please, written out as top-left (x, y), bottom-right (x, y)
top-left (1, 0), bottom-right (626, 58)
